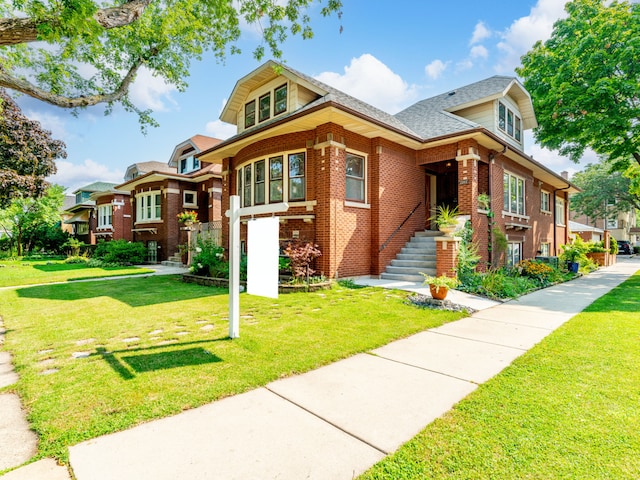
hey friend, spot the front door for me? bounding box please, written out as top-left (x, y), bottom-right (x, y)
top-left (147, 240), bottom-right (158, 263)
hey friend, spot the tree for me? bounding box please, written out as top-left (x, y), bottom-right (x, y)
top-left (517, 0), bottom-right (640, 169)
top-left (0, 184), bottom-right (65, 255)
top-left (0, 0), bottom-right (342, 127)
top-left (0, 88), bottom-right (66, 207)
top-left (570, 160), bottom-right (640, 221)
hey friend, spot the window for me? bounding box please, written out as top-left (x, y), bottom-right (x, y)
top-left (245, 100), bottom-right (256, 128)
top-left (498, 101), bottom-right (522, 142)
top-left (136, 191), bottom-right (162, 222)
top-left (274, 84), bottom-right (287, 115)
top-left (179, 155), bottom-right (200, 174)
top-left (77, 223), bottom-right (89, 235)
top-left (259, 93), bottom-right (271, 122)
top-left (238, 152), bottom-right (306, 207)
top-left (541, 191), bottom-right (551, 212)
top-left (503, 172), bottom-right (525, 216)
top-left (288, 153), bottom-right (305, 201)
top-left (555, 197), bottom-right (565, 226)
top-left (254, 160), bottom-right (265, 205)
top-left (180, 158), bottom-right (187, 173)
top-left (606, 217), bottom-right (618, 229)
top-left (97, 204), bottom-right (112, 228)
top-left (539, 243), bottom-right (550, 257)
top-left (183, 190), bottom-right (197, 207)
top-left (346, 153), bottom-right (365, 202)
top-left (507, 243), bottom-right (522, 267)
top-left (75, 191), bottom-right (91, 204)
top-left (269, 156), bottom-right (283, 202)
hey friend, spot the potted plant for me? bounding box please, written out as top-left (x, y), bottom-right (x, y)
top-left (561, 239), bottom-right (587, 273)
top-left (477, 192), bottom-right (490, 211)
top-left (177, 210), bottom-right (198, 226)
top-left (429, 204), bottom-right (460, 236)
top-left (420, 273), bottom-right (459, 300)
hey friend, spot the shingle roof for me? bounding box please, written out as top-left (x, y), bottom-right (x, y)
top-left (394, 76), bottom-right (516, 138)
top-left (72, 181), bottom-right (119, 194)
top-left (190, 135), bottom-right (222, 152)
top-left (133, 161), bottom-right (176, 174)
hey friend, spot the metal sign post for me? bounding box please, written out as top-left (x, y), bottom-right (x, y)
top-left (225, 196), bottom-right (288, 339)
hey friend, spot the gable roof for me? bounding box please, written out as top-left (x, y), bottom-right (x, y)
top-left (394, 76), bottom-right (537, 138)
top-left (168, 135), bottom-right (223, 168)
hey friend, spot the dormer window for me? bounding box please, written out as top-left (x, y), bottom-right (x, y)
top-left (245, 100), bottom-right (256, 128)
top-left (498, 101), bottom-right (522, 143)
top-left (274, 84), bottom-right (287, 115)
top-left (179, 155), bottom-right (199, 174)
top-left (259, 92), bottom-right (271, 122)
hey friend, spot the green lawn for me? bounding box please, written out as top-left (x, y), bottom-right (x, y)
top-left (0, 259), bottom-right (153, 287)
top-left (0, 275), bottom-right (466, 464)
top-left (359, 272), bottom-right (640, 479)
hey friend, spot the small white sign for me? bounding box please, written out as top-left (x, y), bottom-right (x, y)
top-left (247, 217), bottom-right (279, 299)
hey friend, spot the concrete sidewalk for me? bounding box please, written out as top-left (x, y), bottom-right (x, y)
top-left (4, 257), bottom-right (639, 479)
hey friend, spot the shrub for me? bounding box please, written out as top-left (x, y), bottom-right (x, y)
top-left (95, 240), bottom-right (147, 265)
top-left (283, 241), bottom-right (322, 282)
top-left (64, 255), bottom-right (89, 264)
top-left (190, 237), bottom-right (225, 276)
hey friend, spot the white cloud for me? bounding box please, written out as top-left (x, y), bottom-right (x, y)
top-left (128, 67), bottom-right (178, 111)
top-left (315, 54), bottom-right (419, 114)
top-left (24, 110), bottom-right (70, 142)
top-left (470, 45), bottom-right (489, 59)
top-left (470, 21), bottom-right (491, 44)
top-left (205, 98), bottom-right (237, 140)
top-left (425, 59), bottom-right (449, 80)
top-left (47, 159), bottom-right (124, 193)
top-left (455, 59), bottom-right (474, 72)
top-left (494, 0), bottom-right (568, 74)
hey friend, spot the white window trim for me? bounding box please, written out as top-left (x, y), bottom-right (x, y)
top-left (183, 190), bottom-right (198, 208)
top-left (241, 80), bottom-right (289, 132)
top-left (97, 204), bottom-right (113, 229)
top-left (345, 151), bottom-right (368, 205)
top-left (497, 100), bottom-right (522, 143)
top-left (541, 190), bottom-right (552, 214)
top-left (503, 171), bottom-right (526, 216)
top-left (507, 242), bottom-right (522, 267)
top-left (236, 149), bottom-right (306, 208)
top-left (555, 196), bottom-right (566, 226)
top-left (136, 190), bottom-right (162, 223)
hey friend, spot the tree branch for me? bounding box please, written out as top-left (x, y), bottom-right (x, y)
top-left (0, 59), bottom-right (144, 108)
top-left (0, 0), bottom-right (152, 46)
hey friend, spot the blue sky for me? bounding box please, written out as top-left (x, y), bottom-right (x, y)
top-left (17, 0), bottom-right (600, 193)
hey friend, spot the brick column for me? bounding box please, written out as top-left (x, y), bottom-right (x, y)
top-left (435, 236), bottom-right (460, 278)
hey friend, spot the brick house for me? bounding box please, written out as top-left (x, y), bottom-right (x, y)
top-left (195, 61), bottom-right (578, 280)
top-left (64, 181), bottom-right (120, 245)
top-left (91, 188), bottom-right (133, 243)
top-left (116, 135), bottom-right (223, 263)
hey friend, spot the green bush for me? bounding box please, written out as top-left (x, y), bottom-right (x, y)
top-left (95, 240), bottom-right (147, 265)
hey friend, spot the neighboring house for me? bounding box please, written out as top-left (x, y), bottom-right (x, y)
top-left (571, 209), bottom-right (638, 245)
top-left (60, 195), bottom-right (76, 236)
top-left (90, 188), bottom-right (133, 242)
top-left (116, 135), bottom-right (223, 263)
top-left (64, 182), bottom-right (119, 245)
top-left (198, 61), bottom-right (579, 280)
top-left (569, 220), bottom-right (604, 243)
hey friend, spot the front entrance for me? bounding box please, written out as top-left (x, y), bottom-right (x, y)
top-left (425, 161), bottom-right (458, 229)
top-left (147, 240), bottom-right (158, 263)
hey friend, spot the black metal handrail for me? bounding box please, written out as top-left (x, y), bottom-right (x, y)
top-left (379, 201), bottom-right (422, 252)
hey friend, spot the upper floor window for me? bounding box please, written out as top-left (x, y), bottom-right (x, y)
top-left (75, 191), bottom-right (91, 204)
top-left (245, 100), bottom-right (256, 129)
top-left (498, 101), bottom-right (522, 142)
top-left (346, 153), bottom-right (366, 202)
top-left (136, 191), bottom-right (161, 222)
top-left (97, 204), bottom-right (113, 228)
top-left (555, 197), bottom-right (565, 226)
top-left (259, 92), bottom-right (271, 123)
top-left (238, 152), bottom-right (305, 207)
top-left (274, 84), bottom-right (287, 115)
top-left (503, 172), bottom-right (525, 216)
top-left (179, 155), bottom-right (200, 174)
top-left (541, 191), bottom-right (551, 213)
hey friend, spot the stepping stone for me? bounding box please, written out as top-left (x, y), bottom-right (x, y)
top-left (200, 325), bottom-right (214, 332)
top-left (0, 394), bottom-right (38, 471)
top-left (149, 330), bottom-right (163, 336)
top-left (72, 352), bottom-right (91, 359)
top-left (122, 337), bottom-right (140, 343)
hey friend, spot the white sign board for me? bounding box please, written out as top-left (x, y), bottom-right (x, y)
top-left (247, 217), bottom-right (279, 299)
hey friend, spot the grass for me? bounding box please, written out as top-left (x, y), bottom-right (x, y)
top-left (0, 275), bottom-right (466, 464)
top-left (0, 259), bottom-right (153, 287)
top-left (359, 272), bottom-right (640, 479)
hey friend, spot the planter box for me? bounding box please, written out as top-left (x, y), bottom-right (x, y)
top-left (586, 252), bottom-right (609, 266)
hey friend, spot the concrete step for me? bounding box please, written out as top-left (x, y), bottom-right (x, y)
top-left (390, 259), bottom-right (436, 268)
top-left (385, 265), bottom-right (431, 276)
top-left (414, 230), bottom-right (444, 238)
top-left (396, 253), bottom-right (435, 261)
top-left (380, 272), bottom-right (430, 282)
top-left (401, 247), bottom-right (436, 255)
top-left (161, 260), bottom-right (185, 268)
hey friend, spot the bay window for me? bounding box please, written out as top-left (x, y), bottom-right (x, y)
top-left (97, 204), bottom-right (112, 228)
top-left (238, 151), bottom-right (305, 207)
top-left (136, 191), bottom-right (162, 222)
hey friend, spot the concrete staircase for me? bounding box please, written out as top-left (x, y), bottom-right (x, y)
top-left (380, 230), bottom-right (442, 282)
top-left (161, 252), bottom-right (185, 268)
